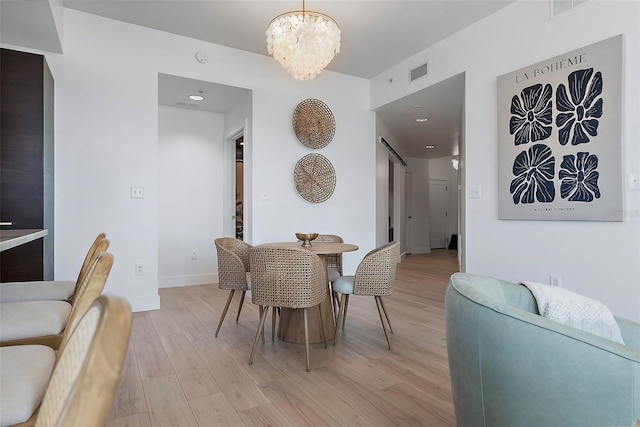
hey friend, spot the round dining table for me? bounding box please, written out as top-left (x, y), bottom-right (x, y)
top-left (255, 241), bottom-right (358, 344)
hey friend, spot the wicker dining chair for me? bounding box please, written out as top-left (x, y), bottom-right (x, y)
top-left (314, 234), bottom-right (344, 281)
top-left (214, 237), bottom-right (252, 337)
top-left (308, 234), bottom-right (343, 318)
top-left (0, 233), bottom-right (108, 303)
top-left (0, 249), bottom-right (113, 350)
top-left (332, 242), bottom-right (400, 350)
top-left (0, 294), bottom-right (132, 427)
top-left (248, 246), bottom-right (328, 372)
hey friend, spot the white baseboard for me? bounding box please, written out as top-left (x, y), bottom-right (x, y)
top-left (158, 273), bottom-right (218, 289)
top-left (127, 294), bottom-right (161, 312)
top-left (407, 247), bottom-right (431, 255)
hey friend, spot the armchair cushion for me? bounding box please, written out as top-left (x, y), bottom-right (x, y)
top-left (0, 345), bottom-right (55, 426)
top-left (327, 268), bottom-right (341, 283)
top-left (332, 275), bottom-right (354, 295)
top-left (0, 281), bottom-right (75, 303)
top-left (0, 301), bottom-right (71, 341)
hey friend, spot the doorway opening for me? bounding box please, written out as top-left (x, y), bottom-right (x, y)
top-left (157, 73), bottom-right (252, 288)
top-left (388, 160), bottom-right (394, 242)
top-left (374, 72), bottom-right (465, 268)
top-left (234, 135), bottom-right (244, 240)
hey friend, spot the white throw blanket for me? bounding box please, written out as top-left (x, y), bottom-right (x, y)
top-left (522, 281), bottom-right (625, 345)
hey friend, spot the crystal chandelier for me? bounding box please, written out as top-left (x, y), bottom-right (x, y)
top-left (266, 0), bottom-right (341, 81)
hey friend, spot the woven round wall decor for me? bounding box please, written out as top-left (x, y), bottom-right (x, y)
top-left (293, 154), bottom-right (336, 203)
top-left (292, 98), bottom-right (335, 149)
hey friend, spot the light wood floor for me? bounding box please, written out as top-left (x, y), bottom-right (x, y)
top-left (106, 250), bottom-right (460, 427)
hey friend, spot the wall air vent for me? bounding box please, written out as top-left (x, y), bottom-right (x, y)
top-left (174, 101), bottom-right (200, 108)
top-left (409, 62), bottom-right (428, 82)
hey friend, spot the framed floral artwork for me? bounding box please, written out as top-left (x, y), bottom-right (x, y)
top-left (497, 35), bottom-right (623, 221)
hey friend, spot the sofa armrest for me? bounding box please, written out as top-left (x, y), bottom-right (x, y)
top-left (617, 316), bottom-right (640, 351)
top-left (446, 280), bottom-right (640, 427)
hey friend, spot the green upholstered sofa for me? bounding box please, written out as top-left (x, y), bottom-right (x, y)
top-left (445, 272), bottom-right (640, 427)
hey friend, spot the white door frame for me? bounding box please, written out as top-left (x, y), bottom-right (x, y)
top-left (224, 128), bottom-right (244, 239)
top-left (405, 171), bottom-right (414, 254)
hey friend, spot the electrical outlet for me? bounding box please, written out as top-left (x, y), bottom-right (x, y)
top-left (191, 250), bottom-right (198, 260)
top-left (135, 263), bottom-right (144, 276)
top-left (549, 275), bottom-right (561, 287)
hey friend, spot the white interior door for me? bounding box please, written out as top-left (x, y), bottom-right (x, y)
top-left (405, 172), bottom-right (414, 254)
top-left (429, 179), bottom-right (447, 249)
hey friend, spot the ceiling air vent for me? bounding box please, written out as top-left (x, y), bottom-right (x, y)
top-left (409, 62), bottom-right (428, 82)
top-left (552, 0), bottom-right (591, 17)
top-left (174, 101), bottom-right (200, 108)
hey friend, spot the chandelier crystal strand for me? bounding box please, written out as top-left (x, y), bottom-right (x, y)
top-left (266, 6), bottom-right (340, 81)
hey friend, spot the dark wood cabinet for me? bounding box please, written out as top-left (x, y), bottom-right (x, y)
top-left (0, 48), bottom-right (54, 281)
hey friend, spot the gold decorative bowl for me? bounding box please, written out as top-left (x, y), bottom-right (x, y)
top-left (295, 232), bottom-right (319, 247)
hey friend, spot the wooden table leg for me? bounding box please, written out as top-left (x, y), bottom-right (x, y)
top-left (276, 253), bottom-right (337, 344)
top-left (277, 286), bottom-right (336, 343)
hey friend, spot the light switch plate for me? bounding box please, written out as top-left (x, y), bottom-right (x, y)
top-left (131, 186), bottom-right (145, 199)
top-left (469, 185), bottom-right (481, 199)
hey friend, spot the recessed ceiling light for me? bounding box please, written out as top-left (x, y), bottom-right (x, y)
top-left (189, 94), bottom-right (204, 101)
top-left (414, 105), bottom-right (421, 109)
top-left (426, 145), bottom-right (435, 149)
top-left (415, 118), bottom-right (428, 122)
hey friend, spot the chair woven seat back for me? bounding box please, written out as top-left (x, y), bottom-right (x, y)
top-left (315, 234), bottom-right (343, 274)
top-left (333, 241), bottom-right (401, 350)
top-left (70, 233), bottom-right (108, 304)
top-left (249, 247), bottom-right (326, 309)
top-left (215, 238), bottom-right (251, 291)
top-left (35, 294), bottom-right (132, 427)
top-left (59, 250), bottom-right (114, 350)
top-left (213, 237), bottom-right (253, 337)
top-left (353, 242), bottom-right (400, 296)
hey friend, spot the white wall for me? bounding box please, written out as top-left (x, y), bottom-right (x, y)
top-left (158, 106), bottom-right (224, 288)
top-left (21, 8), bottom-right (374, 311)
top-left (371, 0), bottom-right (640, 321)
top-left (251, 83), bottom-right (376, 276)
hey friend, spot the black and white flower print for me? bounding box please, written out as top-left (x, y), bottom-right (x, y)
top-left (510, 83), bottom-right (553, 145)
top-left (510, 144), bottom-right (556, 204)
top-left (556, 68), bottom-right (604, 146)
top-left (559, 152), bottom-right (601, 202)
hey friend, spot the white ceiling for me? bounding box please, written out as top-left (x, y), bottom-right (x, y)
top-left (376, 72), bottom-right (465, 160)
top-left (61, 0), bottom-right (514, 79)
top-left (3, 0), bottom-right (516, 159)
top-left (158, 73), bottom-right (252, 114)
